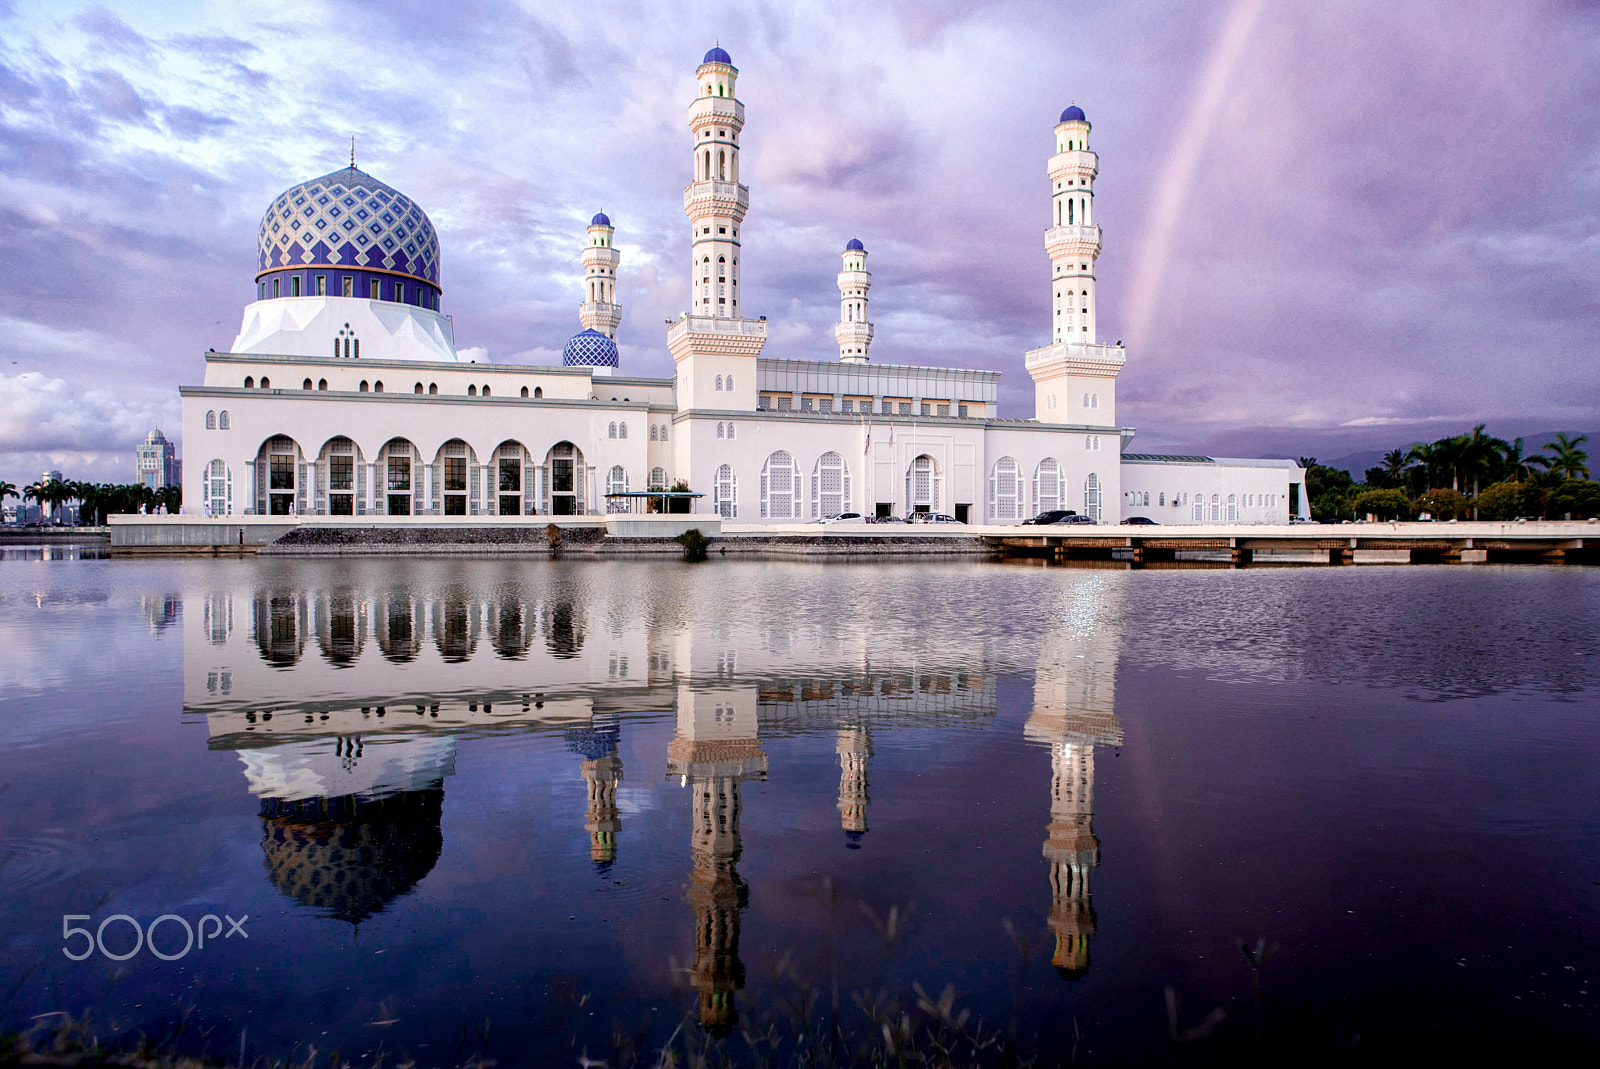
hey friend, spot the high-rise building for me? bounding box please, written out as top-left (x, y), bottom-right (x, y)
top-left (137, 429), bottom-right (180, 490)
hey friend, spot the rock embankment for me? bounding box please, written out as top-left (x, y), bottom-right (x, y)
top-left (258, 525), bottom-right (994, 558)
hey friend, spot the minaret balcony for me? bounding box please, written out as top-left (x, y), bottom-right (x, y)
top-left (580, 301), bottom-right (621, 318)
top-left (669, 314), bottom-right (768, 346)
top-left (683, 181), bottom-right (750, 213)
top-left (1024, 341), bottom-right (1126, 372)
top-left (690, 97), bottom-right (745, 126)
top-left (1045, 225), bottom-right (1101, 255)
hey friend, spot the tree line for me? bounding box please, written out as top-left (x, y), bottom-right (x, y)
top-left (0, 476), bottom-right (182, 526)
top-left (1300, 429), bottom-right (1595, 521)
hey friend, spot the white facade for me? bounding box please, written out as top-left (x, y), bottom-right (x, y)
top-left (1120, 455), bottom-right (1309, 524)
top-left (178, 50), bottom-right (1303, 526)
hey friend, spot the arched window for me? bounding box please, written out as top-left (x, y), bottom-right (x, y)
top-left (534, 387), bottom-right (542, 398)
top-left (1091, 394), bottom-right (1099, 409)
top-left (718, 149), bottom-right (726, 179)
top-left (204, 459), bottom-right (232, 517)
top-left (649, 467), bottom-right (667, 491)
top-left (302, 378), bottom-right (312, 390)
top-left (259, 377), bottom-right (269, 389)
top-left (1210, 494), bottom-right (1222, 523)
top-left (812, 451), bottom-right (850, 518)
top-left (1068, 198), bottom-right (1074, 224)
top-left (760, 451), bottom-right (801, 519)
top-left (608, 422), bottom-right (617, 439)
top-left (520, 386), bottom-right (529, 398)
top-left (618, 422), bottom-right (627, 439)
top-left (414, 383), bottom-right (424, 394)
top-left (660, 423), bottom-right (668, 441)
top-left (243, 376), bottom-right (253, 389)
top-left (726, 422), bottom-right (735, 439)
top-left (468, 385), bottom-right (477, 396)
top-left (359, 380), bottom-right (369, 392)
top-left (205, 410), bottom-right (216, 430)
top-left (726, 374), bottom-right (734, 392)
top-left (482, 385), bottom-right (491, 397)
top-left (1192, 492), bottom-right (1205, 521)
top-left (219, 411), bottom-right (229, 429)
top-left (989, 457), bottom-right (1024, 520)
top-left (606, 465), bottom-right (628, 511)
top-left (1085, 435), bottom-right (1093, 450)
top-left (1159, 492), bottom-right (1165, 506)
top-left (650, 424), bottom-right (659, 441)
top-left (374, 381), bottom-right (383, 393)
top-left (428, 383), bottom-right (438, 394)
top-left (1084, 473), bottom-right (1102, 522)
top-left (318, 379), bottom-right (327, 390)
top-left (907, 455), bottom-right (941, 513)
top-left (1033, 458), bottom-right (1064, 514)
top-left (714, 463), bottom-right (737, 518)
top-left (717, 422), bottom-right (725, 439)
top-left (1084, 394), bottom-right (1091, 407)
top-left (716, 375), bottom-right (723, 391)
top-left (1228, 494), bottom-right (1238, 521)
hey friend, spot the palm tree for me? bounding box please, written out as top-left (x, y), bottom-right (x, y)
top-left (1457, 424), bottom-right (1505, 502)
top-left (1532, 433), bottom-right (1590, 481)
top-left (1381, 449), bottom-right (1411, 487)
top-left (1498, 437), bottom-right (1533, 482)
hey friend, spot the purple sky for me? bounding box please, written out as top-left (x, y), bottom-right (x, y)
top-left (2, 0), bottom-right (1597, 485)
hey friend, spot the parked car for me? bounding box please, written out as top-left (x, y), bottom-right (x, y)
top-left (1124, 516), bottom-right (1160, 525)
top-left (1022, 510), bottom-right (1076, 525)
top-left (1052, 514), bottom-right (1096, 525)
top-left (817, 512), bottom-right (868, 525)
top-left (910, 513), bottom-right (963, 524)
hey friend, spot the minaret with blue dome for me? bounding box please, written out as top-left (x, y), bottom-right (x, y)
top-left (834, 237), bottom-right (873, 363)
top-left (579, 213), bottom-right (622, 340)
top-left (1047, 104), bottom-right (1100, 346)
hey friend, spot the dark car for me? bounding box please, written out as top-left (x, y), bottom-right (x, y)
top-left (1124, 516), bottom-right (1159, 525)
top-left (1052, 514), bottom-right (1096, 525)
top-left (1022, 510), bottom-right (1076, 525)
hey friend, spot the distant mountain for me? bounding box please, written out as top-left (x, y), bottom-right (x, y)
top-left (1319, 430), bottom-right (1595, 481)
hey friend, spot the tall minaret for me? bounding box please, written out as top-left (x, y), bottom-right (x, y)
top-left (1047, 105), bottom-right (1098, 345)
top-left (668, 47), bottom-right (767, 413)
top-left (836, 725), bottom-right (871, 842)
top-left (686, 47), bottom-right (746, 320)
top-left (1026, 103), bottom-right (1124, 425)
top-left (579, 213), bottom-right (622, 339)
top-left (834, 239), bottom-right (873, 363)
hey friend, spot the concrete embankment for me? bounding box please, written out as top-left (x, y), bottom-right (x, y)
top-left (0, 526), bottom-right (110, 542)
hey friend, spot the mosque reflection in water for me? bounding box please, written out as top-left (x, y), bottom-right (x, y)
top-left (185, 573), bottom-right (1122, 1030)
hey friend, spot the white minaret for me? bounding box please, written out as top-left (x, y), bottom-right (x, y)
top-left (1026, 103), bottom-right (1124, 425)
top-left (580, 213), bottom-right (622, 339)
top-left (686, 46), bottom-right (746, 320)
top-left (1048, 105), bottom-right (1098, 344)
top-left (834, 238), bottom-right (873, 364)
top-left (667, 47), bottom-right (768, 413)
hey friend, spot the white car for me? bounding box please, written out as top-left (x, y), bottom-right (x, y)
top-left (817, 512), bottom-right (869, 525)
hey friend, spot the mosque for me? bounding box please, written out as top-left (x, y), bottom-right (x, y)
top-left (180, 48), bottom-right (1307, 525)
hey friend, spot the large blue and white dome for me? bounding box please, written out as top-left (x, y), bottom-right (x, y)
top-left (256, 165), bottom-right (442, 305)
top-left (1059, 104), bottom-right (1087, 123)
top-left (703, 46), bottom-right (732, 65)
top-left (563, 328), bottom-right (619, 371)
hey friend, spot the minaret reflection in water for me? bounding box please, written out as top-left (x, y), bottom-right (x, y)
top-left (1024, 578), bottom-right (1124, 978)
top-left (668, 682), bottom-right (766, 1036)
top-left (836, 725), bottom-right (871, 846)
top-left (567, 720), bottom-right (623, 869)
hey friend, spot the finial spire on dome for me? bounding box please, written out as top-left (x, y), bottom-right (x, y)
top-left (350, 136), bottom-right (355, 169)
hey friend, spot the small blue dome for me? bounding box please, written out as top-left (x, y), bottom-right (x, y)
top-left (1060, 104), bottom-right (1087, 123)
top-left (703, 46), bottom-right (732, 65)
top-left (563, 328), bottom-right (619, 369)
top-left (844, 237), bottom-right (865, 251)
top-left (590, 212), bottom-right (611, 226)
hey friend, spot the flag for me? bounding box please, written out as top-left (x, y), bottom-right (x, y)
top-left (864, 426), bottom-right (871, 455)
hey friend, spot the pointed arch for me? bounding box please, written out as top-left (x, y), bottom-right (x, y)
top-left (714, 463), bottom-right (737, 518)
top-left (760, 450), bottom-right (801, 519)
top-left (989, 456), bottom-right (1024, 520)
top-left (1084, 473), bottom-right (1102, 522)
top-left (811, 451), bottom-right (850, 518)
top-left (1033, 458), bottom-right (1064, 515)
top-left (906, 454), bottom-right (941, 514)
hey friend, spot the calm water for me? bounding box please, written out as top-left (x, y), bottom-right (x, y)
top-left (2, 555), bottom-right (1598, 1064)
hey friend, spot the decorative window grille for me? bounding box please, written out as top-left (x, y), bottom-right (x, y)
top-left (1085, 473), bottom-right (1102, 522)
top-left (714, 463), bottom-right (737, 518)
top-left (989, 457), bottom-right (1024, 520)
top-left (219, 411), bottom-right (229, 430)
top-left (607, 465), bottom-right (628, 511)
top-left (811, 451), bottom-right (849, 518)
top-left (206, 459), bottom-right (231, 516)
top-left (761, 451), bottom-right (800, 519)
top-left (1033, 458), bottom-right (1064, 514)
top-left (1226, 494), bottom-right (1238, 522)
top-left (660, 424), bottom-right (668, 441)
top-left (649, 467), bottom-right (667, 491)
top-left (1192, 493), bottom-right (1205, 521)
top-left (205, 410), bottom-right (216, 430)
top-left (907, 455), bottom-right (940, 512)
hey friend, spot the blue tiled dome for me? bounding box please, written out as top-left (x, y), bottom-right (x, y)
top-left (844, 237), bottom-right (865, 251)
top-left (257, 166), bottom-right (439, 287)
top-left (563, 328), bottom-right (619, 369)
top-left (1059, 104), bottom-right (1087, 123)
top-left (703, 46), bottom-right (732, 65)
top-left (590, 212), bottom-right (611, 226)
